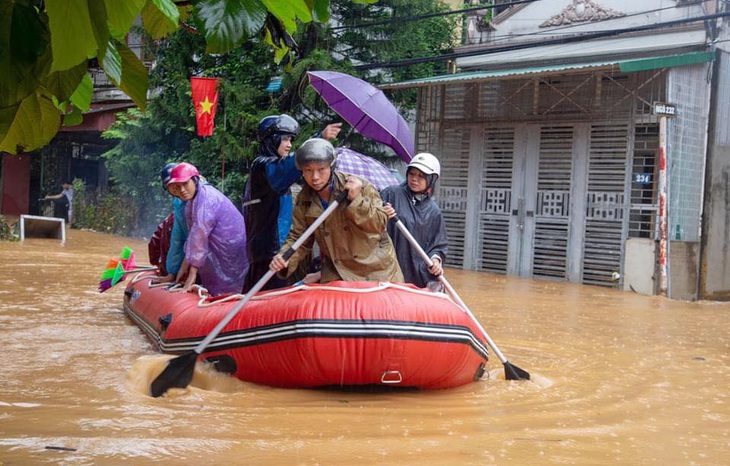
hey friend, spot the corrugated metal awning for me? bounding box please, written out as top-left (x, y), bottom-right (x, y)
top-left (379, 51), bottom-right (715, 90)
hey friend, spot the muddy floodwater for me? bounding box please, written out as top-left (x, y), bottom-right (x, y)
top-left (1, 229), bottom-right (728, 465)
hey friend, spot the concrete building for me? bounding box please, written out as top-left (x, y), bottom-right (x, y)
top-left (382, 0), bottom-right (730, 300)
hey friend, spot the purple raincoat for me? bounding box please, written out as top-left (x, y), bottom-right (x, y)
top-left (184, 183), bottom-right (249, 296)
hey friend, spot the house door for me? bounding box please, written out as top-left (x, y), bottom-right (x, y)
top-left (475, 123), bottom-right (581, 280)
top-left (437, 121), bottom-right (630, 285)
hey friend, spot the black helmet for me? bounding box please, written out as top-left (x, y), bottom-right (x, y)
top-left (295, 138), bottom-right (337, 170)
top-left (257, 114), bottom-right (301, 157)
top-left (257, 114), bottom-right (300, 142)
top-left (160, 163), bottom-right (177, 190)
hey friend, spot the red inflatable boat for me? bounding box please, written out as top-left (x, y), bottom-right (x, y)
top-left (123, 272), bottom-right (489, 389)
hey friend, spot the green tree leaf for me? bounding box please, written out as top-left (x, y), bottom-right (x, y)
top-left (194, 0), bottom-right (267, 54)
top-left (0, 0), bottom-right (51, 108)
top-left (142, 0), bottom-right (181, 39)
top-left (262, 0), bottom-right (311, 31)
top-left (117, 42), bottom-right (150, 111)
top-left (0, 93), bottom-right (61, 153)
top-left (103, 0), bottom-right (146, 39)
top-left (102, 40), bottom-right (122, 84)
top-left (47, 0), bottom-right (98, 72)
top-left (63, 106), bottom-right (84, 127)
top-left (311, 0), bottom-right (331, 22)
top-left (70, 73), bottom-right (94, 112)
top-left (41, 62), bottom-right (88, 104)
top-left (88, 0), bottom-right (111, 62)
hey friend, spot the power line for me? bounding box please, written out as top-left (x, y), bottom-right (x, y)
top-left (331, 0), bottom-right (541, 31)
top-left (333, 0), bottom-right (710, 47)
top-left (355, 11), bottom-right (730, 70)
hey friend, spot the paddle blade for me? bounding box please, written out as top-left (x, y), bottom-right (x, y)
top-left (122, 251), bottom-right (137, 270)
top-left (98, 279), bottom-right (113, 293)
top-left (120, 246), bottom-right (133, 261)
top-left (504, 362), bottom-right (530, 381)
top-left (110, 262), bottom-right (127, 287)
top-left (150, 352), bottom-right (199, 397)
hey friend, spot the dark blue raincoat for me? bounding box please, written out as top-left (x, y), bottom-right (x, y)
top-left (380, 183), bottom-right (448, 288)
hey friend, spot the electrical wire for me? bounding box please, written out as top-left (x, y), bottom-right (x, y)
top-left (331, 0), bottom-right (541, 30)
top-left (354, 11), bottom-right (730, 70)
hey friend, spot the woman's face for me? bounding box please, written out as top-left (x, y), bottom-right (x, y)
top-left (277, 135), bottom-right (294, 157)
top-left (407, 167), bottom-right (428, 193)
top-left (301, 162), bottom-right (331, 192)
top-left (167, 178), bottom-right (196, 201)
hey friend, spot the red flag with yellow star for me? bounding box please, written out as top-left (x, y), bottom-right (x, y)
top-left (191, 77), bottom-right (220, 136)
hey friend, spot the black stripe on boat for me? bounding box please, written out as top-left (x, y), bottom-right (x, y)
top-left (123, 304), bottom-right (489, 360)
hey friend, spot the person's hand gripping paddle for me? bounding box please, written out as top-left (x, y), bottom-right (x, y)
top-left (150, 190), bottom-right (349, 397)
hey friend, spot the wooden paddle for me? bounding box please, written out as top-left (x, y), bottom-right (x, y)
top-left (392, 217), bottom-right (530, 381)
top-left (150, 189), bottom-right (348, 397)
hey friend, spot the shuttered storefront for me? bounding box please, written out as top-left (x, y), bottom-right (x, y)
top-left (418, 69), bottom-right (666, 286)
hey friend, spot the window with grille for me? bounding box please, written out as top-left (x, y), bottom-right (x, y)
top-left (628, 124), bottom-right (659, 238)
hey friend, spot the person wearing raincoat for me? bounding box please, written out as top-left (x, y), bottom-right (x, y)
top-left (242, 114), bottom-right (341, 291)
top-left (381, 152), bottom-right (448, 289)
top-left (269, 138), bottom-right (403, 284)
top-left (150, 163), bottom-right (189, 282)
top-left (148, 212), bottom-right (174, 276)
top-left (167, 162), bottom-right (248, 296)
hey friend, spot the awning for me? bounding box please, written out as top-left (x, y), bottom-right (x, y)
top-left (379, 51), bottom-right (715, 90)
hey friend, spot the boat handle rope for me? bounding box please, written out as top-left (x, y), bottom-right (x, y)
top-left (193, 280), bottom-right (455, 308)
top-left (130, 268), bottom-right (455, 310)
top-left (130, 272), bottom-right (178, 289)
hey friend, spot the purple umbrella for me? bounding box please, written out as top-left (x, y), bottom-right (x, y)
top-left (336, 147), bottom-right (402, 191)
top-left (307, 71), bottom-right (414, 163)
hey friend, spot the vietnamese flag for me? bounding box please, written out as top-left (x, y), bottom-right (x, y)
top-left (191, 77), bottom-right (220, 136)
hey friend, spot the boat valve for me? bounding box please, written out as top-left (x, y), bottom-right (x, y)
top-left (158, 313), bottom-right (173, 331)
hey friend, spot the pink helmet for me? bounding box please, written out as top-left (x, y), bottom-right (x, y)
top-left (167, 162), bottom-right (200, 184)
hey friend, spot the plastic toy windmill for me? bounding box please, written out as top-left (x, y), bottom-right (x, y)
top-left (98, 247), bottom-right (156, 293)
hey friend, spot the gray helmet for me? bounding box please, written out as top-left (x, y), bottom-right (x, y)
top-left (295, 138), bottom-right (337, 170)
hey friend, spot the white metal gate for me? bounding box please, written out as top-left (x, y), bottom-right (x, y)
top-left (437, 121), bottom-right (630, 285)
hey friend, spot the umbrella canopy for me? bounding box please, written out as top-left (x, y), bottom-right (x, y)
top-left (307, 71), bottom-right (414, 163)
top-left (336, 147), bottom-right (401, 191)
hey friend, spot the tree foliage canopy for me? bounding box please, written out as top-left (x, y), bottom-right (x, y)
top-left (0, 0), bottom-right (376, 154)
top-left (35, 0), bottom-right (457, 236)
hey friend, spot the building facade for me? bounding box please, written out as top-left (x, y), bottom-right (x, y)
top-left (383, 0), bottom-right (730, 300)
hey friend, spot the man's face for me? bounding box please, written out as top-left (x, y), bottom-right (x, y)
top-left (301, 162), bottom-right (331, 192)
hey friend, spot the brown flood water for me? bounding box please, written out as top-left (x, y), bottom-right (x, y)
top-left (0, 229), bottom-right (728, 465)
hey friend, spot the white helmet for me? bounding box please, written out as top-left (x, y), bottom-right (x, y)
top-left (407, 152), bottom-right (441, 177)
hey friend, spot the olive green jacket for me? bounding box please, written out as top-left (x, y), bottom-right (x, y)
top-left (279, 171), bottom-right (404, 283)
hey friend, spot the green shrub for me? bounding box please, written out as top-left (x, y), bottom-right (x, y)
top-left (72, 179), bottom-right (142, 237)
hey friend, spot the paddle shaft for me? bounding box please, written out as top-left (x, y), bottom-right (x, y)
top-left (191, 190), bottom-right (348, 355)
top-left (123, 266), bottom-right (158, 274)
top-left (392, 218), bottom-right (514, 367)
